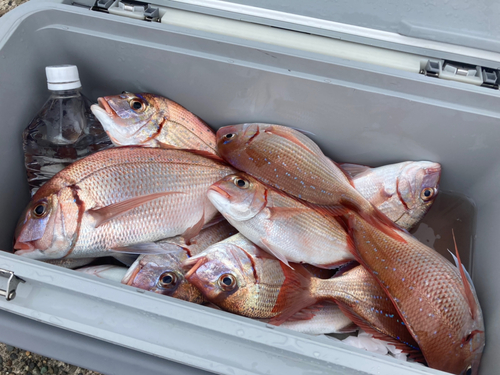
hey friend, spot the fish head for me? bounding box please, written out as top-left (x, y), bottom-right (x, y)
top-left (396, 161), bottom-right (441, 226)
top-left (123, 253), bottom-right (206, 303)
top-left (455, 299), bottom-right (485, 375)
top-left (183, 242), bottom-right (257, 312)
top-left (14, 186), bottom-right (80, 259)
top-left (91, 92), bottom-right (166, 146)
top-left (445, 323), bottom-right (485, 375)
top-left (216, 123), bottom-right (264, 164)
top-left (207, 173), bottom-right (267, 221)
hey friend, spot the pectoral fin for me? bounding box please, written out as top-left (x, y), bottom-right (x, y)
top-left (90, 192), bottom-right (184, 228)
top-left (110, 242), bottom-right (184, 255)
top-left (261, 237), bottom-right (293, 269)
top-left (182, 210), bottom-right (205, 245)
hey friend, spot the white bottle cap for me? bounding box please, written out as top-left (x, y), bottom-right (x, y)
top-left (45, 65), bottom-right (82, 91)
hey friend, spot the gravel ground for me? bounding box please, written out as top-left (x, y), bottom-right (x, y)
top-left (0, 2), bottom-right (102, 375)
top-left (0, 343), bottom-right (102, 375)
top-left (0, 0), bottom-right (27, 17)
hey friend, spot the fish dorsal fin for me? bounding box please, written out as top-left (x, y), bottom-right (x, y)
top-left (451, 230), bottom-right (478, 320)
top-left (447, 250), bottom-right (474, 288)
top-left (264, 125), bottom-right (317, 155)
top-left (288, 127), bottom-right (316, 137)
top-left (90, 192), bottom-right (185, 228)
top-left (339, 163), bottom-right (372, 179)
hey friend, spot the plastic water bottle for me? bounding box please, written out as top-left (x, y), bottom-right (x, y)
top-left (22, 65), bottom-right (112, 196)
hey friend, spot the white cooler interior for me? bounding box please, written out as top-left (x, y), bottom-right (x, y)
top-left (0, 2), bottom-right (499, 374)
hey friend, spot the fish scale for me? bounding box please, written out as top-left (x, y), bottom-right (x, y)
top-left (14, 148), bottom-right (235, 260)
top-left (71, 153), bottom-right (232, 256)
top-left (207, 173), bottom-right (354, 268)
top-left (218, 124), bottom-right (353, 205)
top-left (348, 212), bottom-right (484, 374)
top-left (310, 265), bottom-right (418, 351)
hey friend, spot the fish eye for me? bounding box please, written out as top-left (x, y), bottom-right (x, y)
top-left (158, 272), bottom-right (178, 288)
top-left (420, 187), bottom-right (435, 201)
top-left (224, 133), bottom-right (235, 139)
top-left (218, 273), bottom-right (237, 291)
top-left (233, 178), bottom-right (250, 189)
top-left (465, 366), bottom-right (472, 375)
top-left (32, 202), bottom-right (48, 218)
top-left (130, 99), bottom-right (146, 112)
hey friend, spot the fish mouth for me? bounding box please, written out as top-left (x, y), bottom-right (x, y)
top-left (13, 239), bottom-right (34, 251)
top-left (183, 256), bottom-right (206, 279)
top-left (422, 163), bottom-right (442, 190)
top-left (122, 265), bottom-right (142, 285)
top-left (14, 249), bottom-right (45, 259)
top-left (91, 100), bottom-right (115, 129)
top-left (97, 97), bottom-right (114, 116)
top-left (425, 164), bottom-right (442, 176)
top-left (208, 185), bottom-right (231, 200)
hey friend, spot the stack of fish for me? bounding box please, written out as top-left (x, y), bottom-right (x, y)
top-left (13, 92), bottom-right (484, 375)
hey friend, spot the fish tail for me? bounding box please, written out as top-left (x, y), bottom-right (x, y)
top-left (268, 263), bottom-right (317, 326)
top-left (309, 274), bottom-right (344, 302)
top-left (341, 194), bottom-right (407, 243)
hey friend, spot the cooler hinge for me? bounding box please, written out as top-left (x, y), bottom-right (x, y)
top-left (0, 269), bottom-right (25, 301)
top-left (90, 0), bottom-right (161, 22)
top-left (421, 60), bottom-right (499, 89)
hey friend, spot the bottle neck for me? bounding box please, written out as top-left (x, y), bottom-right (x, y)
top-left (49, 87), bottom-right (82, 99)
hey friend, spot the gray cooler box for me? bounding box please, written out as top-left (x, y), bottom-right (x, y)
top-left (0, 0), bottom-right (499, 374)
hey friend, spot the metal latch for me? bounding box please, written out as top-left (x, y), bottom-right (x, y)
top-left (422, 59), bottom-right (499, 89)
top-left (0, 269), bottom-right (25, 301)
top-left (94, 0), bottom-right (161, 22)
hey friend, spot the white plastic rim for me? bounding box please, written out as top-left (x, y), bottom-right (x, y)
top-left (161, 9), bottom-right (427, 73)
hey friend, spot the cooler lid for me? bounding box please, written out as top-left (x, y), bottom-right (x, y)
top-left (166, 0), bottom-right (500, 54)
